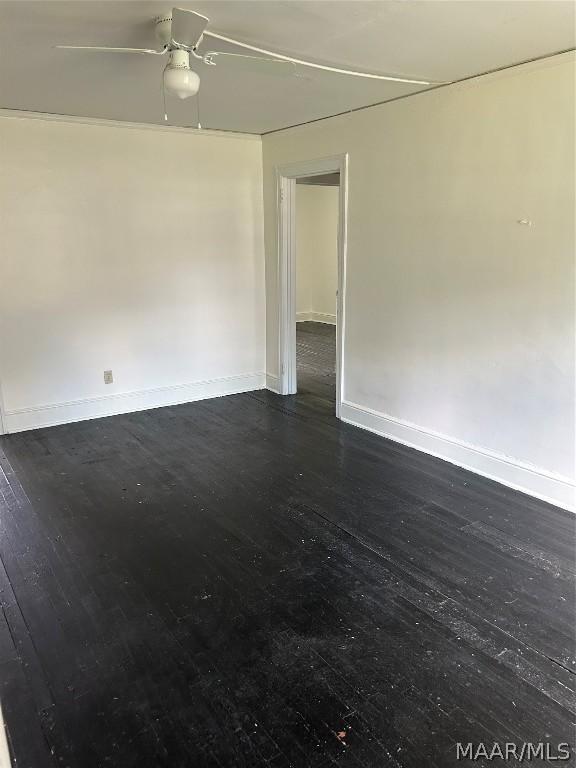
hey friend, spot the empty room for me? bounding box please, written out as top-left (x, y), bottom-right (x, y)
top-left (0, 2), bottom-right (574, 766)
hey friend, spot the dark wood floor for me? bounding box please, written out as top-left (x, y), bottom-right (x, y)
top-left (0, 332), bottom-right (574, 766)
top-left (297, 321), bottom-right (336, 403)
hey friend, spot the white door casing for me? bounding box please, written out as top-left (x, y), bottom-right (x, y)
top-left (275, 153), bottom-right (348, 418)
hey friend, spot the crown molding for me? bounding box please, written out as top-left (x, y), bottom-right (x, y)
top-left (0, 109), bottom-right (262, 141)
top-left (263, 48), bottom-right (575, 136)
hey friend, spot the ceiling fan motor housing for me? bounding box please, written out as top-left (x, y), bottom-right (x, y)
top-left (155, 16), bottom-right (173, 48)
top-left (168, 49), bottom-right (190, 68)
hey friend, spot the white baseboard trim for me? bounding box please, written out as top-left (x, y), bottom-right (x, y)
top-left (4, 373), bottom-right (265, 433)
top-left (0, 701), bottom-right (10, 768)
top-left (340, 400), bottom-right (575, 512)
top-left (296, 311), bottom-right (336, 325)
top-left (266, 373), bottom-right (281, 394)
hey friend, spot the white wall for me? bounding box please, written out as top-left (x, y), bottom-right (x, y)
top-left (296, 185), bottom-right (338, 324)
top-left (0, 115), bottom-right (266, 432)
top-left (263, 54), bottom-right (576, 510)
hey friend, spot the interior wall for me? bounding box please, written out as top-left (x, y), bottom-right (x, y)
top-left (263, 53), bottom-right (576, 510)
top-left (0, 116), bottom-right (266, 432)
top-left (296, 184), bottom-right (339, 324)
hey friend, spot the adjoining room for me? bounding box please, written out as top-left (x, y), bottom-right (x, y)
top-left (0, 2), bottom-right (574, 766)
top-left (296, 173), bottom-right (340, 408)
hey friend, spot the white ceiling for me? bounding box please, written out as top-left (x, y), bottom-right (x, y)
top-left (0, 1), bottom-right (574, 134)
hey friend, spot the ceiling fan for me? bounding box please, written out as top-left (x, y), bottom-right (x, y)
top-left (56, 8), bottom-right (439, 122)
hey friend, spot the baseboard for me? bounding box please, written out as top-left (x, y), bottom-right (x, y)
top-left (3, 373), bottom-right (265, 433)
top-left (296, 312), bottom-right (336, 325)
top-left (340, 400), bottom-right (575, 512)
top-left (266, 373), bottom-right (281, 394)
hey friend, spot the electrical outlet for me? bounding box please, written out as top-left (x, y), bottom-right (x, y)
top-left (103, 370), bottom-right (113, 385)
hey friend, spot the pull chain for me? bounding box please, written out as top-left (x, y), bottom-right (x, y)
top-left (196, 90), bottom-right (201, 130)
top-left (163, 83), bottom-right (168, 122)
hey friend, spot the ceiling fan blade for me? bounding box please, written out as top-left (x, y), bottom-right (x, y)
top-left (55, 45), bottom-right (167, 55)
top-left (203, 30), bottom-right (440, 85)
top-left (203, 52), bottom-right (297, 77)
top-left (170, 8), bottom-right (209, 51)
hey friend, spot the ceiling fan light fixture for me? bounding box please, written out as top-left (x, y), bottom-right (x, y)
top-left (163, 50), bottom-right (200, 99)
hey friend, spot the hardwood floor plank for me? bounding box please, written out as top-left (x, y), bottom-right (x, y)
top-left (0, 324), bottom-right (573, 766)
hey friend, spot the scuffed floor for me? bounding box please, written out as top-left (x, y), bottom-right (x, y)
top-left (0, 385), bottom-right (574, 766)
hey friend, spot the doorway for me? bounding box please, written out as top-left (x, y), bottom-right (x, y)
top-left (276, 154), bottom-right (348, 417)
top-left (296, 174), bottom-right (339, 406)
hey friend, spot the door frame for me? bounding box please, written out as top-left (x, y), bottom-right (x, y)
top-left (0, 365), bottom-right (6, 435)
top-left (276, 153), bottom-right (348, 417)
